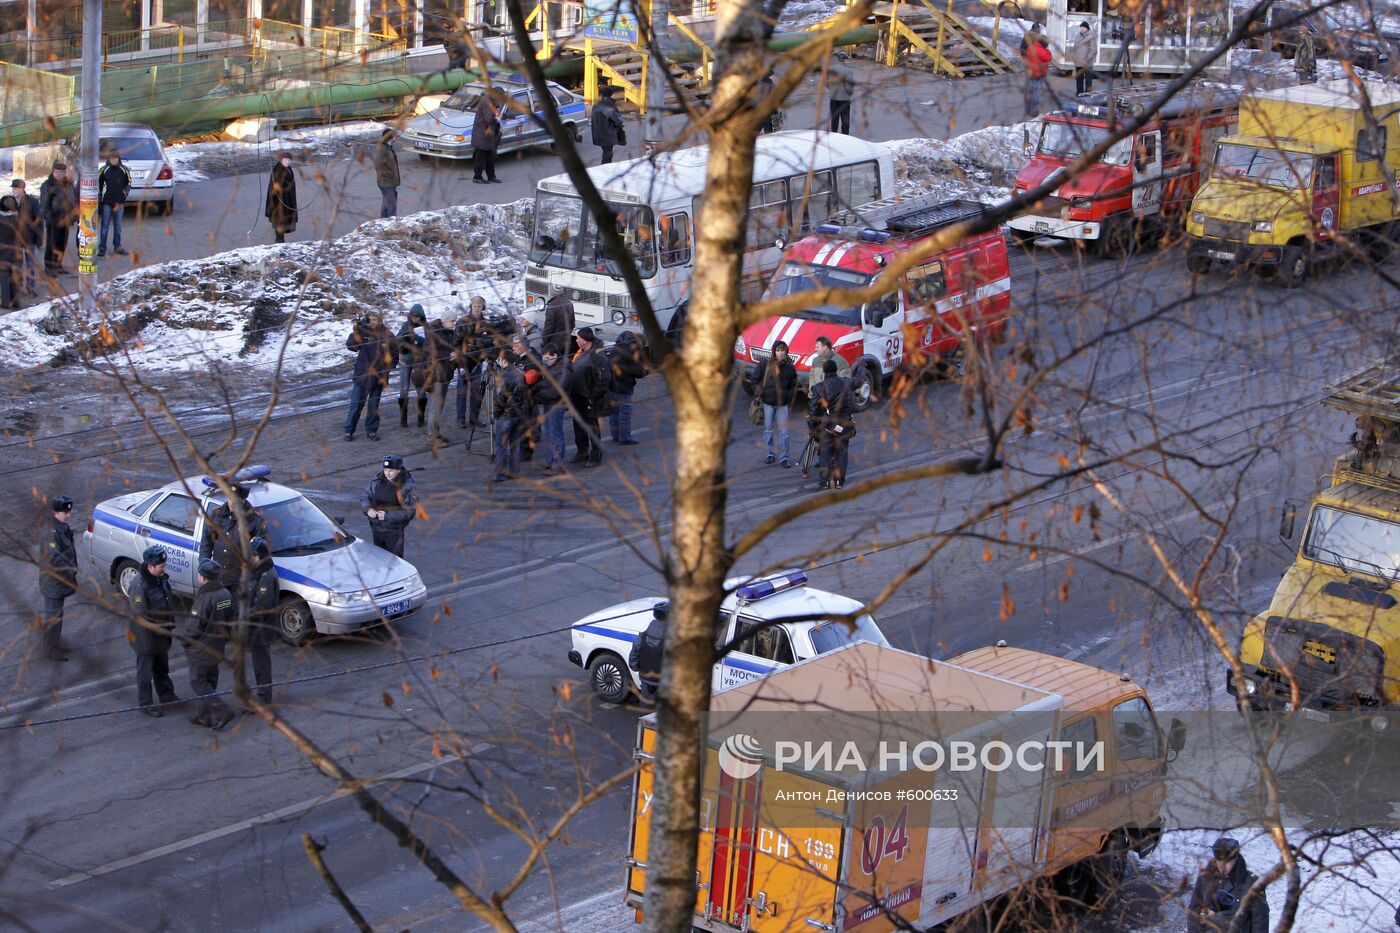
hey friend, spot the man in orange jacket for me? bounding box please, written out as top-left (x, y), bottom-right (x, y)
top-left (1023, 29), bottom-right (1053, 118)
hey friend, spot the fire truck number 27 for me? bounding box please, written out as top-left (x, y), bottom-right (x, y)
top-left (859, 804), bottom-right (911, 875)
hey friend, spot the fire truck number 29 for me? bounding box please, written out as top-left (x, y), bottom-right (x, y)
top-left (884, 335), bottom-right (903, 369)
top-left (859, 804), bottom-right (911, 875)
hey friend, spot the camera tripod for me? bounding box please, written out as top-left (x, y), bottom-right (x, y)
top-left (466, 366), bottom-right (497, 456)
top-left (798, 432), bottom-right (818, 479)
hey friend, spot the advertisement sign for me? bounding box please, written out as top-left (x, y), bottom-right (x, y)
top-left (77, 175), bottom-right (98, 277)
top-left (582, 0), bottom-right (638, 43)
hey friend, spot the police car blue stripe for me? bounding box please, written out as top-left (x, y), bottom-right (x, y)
top-left (576, 622), bottom-right (639, 643)
top-left (723, 656), bottom-right (778, 675)
top-left (276, 566), bottom-right (330, 590)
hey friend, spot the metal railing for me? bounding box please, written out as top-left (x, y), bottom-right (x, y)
top-left (0, 61), bottom-right (77, 124)
top-left (258, 19), bottom-right (409, 59)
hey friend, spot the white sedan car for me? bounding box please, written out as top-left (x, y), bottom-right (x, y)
top-left (567, 570), bottom-right (890, 704)
top-left (83, 466), bottom-right (427, 644)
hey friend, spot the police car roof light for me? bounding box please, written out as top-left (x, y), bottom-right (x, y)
top-left (735, 570), bottom-right (809, 602)
top-left (199, 465), bottom-right (272, 490)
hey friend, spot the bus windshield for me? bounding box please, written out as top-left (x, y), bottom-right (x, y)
top-left (763, 261), bottom-right (879, 326)
top-left (1037, 121), bottom-right (1133, 166)
top-left (530, 191), bottom-right (657, 277)
top-left (1212, 144), bottom-right (1312, 188)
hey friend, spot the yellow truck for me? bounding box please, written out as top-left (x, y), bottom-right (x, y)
top-left (625, 641), bottom-right (1186, 931)
top-left (1184, 78), bottom-right (1400, 286)
top-left (1231, 362), bottom-right (1400, 722)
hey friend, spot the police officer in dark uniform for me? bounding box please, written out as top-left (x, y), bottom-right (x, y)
top-left (807, 359), bottom-right (856, 489)
top-left (187, 558), bottom-right (236, 730)
top-left (359, 455), bottom-right (418, 557)
top-left (199, 482), bottom-right (269, 591)
top-left (38, 494), bottom-right (77, 661)
top-left (129, 545), bottom-right (179, 716)
top-left (236, 536), bottom-right (280, 705)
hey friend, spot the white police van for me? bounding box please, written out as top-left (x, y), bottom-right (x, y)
top-left (566, 570), bottom-right (890, 704)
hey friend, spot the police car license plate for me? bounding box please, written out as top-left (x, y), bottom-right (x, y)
top-left (1207, 249), bottom-right (1235, 261)
top-left (380, 599), bottom-right (410, 616)
top-left (413, 141), bottom-right (433, 151)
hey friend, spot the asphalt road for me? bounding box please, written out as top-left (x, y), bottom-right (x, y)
top-left (0, 220), bottom-right (1390, 932)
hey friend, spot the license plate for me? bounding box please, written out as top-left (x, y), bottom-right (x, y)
top-left (1207, 249), bottom-right (1235, 260)
top-left (413, 141), bottom-right (434, 151)
top-left (1033, 221), bottom-right (1051, 234)
top-left (1300, 707), bottom-right (1330, 723)
top-left (379, 599), bottom-right (411, 616)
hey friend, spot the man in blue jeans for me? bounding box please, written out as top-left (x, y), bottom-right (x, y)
top-left (97, 150), bottom-right (131, 257)
top-left (491, 349), bottom-right (529, 481)
top-left (607, 330), bottom-right (646, 444)
top-left (344, 310), bottom-right (399, 441)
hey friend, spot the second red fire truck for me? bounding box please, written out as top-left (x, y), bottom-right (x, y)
top-left (1007, 83), bottom-right (1241, 256)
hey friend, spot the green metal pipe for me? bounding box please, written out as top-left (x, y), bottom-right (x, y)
top-left (0, 27), bottom-right (878, 148)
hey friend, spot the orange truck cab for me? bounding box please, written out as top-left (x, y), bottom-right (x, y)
top-left (735, 193), bottom-right (1010, 412)
top-left (1008, 82), bottom-right (1240, 256)
top-left (625, 642), bottom-right (1185, 932)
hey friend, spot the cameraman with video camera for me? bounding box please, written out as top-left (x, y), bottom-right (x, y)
top-left (807, 358), bottom-right (855, 489)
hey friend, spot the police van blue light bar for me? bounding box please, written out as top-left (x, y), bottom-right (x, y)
top-left (736, 570), bottom-right (809, 602)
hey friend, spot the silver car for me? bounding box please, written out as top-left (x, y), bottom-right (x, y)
top-left (82, 466), bottom-right (427, 644)
top-left (400, 74), bottom-right (588, 161)
top-left (66, 123), bottom-right (176, 214)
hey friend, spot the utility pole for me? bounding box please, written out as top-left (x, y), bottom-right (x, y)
top-left (644, 0), bottom-right (667, 155)
top-left (77, 0), bottom-right (101, 311)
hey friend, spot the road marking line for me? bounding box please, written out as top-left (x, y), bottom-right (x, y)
top-left (47, 742), bottom-right (492, 889)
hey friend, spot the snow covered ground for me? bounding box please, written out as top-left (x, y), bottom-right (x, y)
top-left (165, 120), bottom-right (393, 183)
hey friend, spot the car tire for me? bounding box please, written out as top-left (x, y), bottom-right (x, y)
top-left (1185, 250), bottom-right (1211, 274)
top-left (1276, 244), bottom-right (1308, 288)
top-left (665, 302), bottom-right (688, 348)
top-left (160, 198), bottom-right (174, 216)
top-left (849, 362), bottom-right (880, 413)
top-left (115, 559), bottom-right (142, 600)
top-left (278, 595), bottom-right (314, 646)
top-left (588, 651), bottom-right (632, 704)
top-left (1096, 216), bottom-right (1135, 258)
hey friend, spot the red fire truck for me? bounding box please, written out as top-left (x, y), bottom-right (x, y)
top-left (1007, 83), bottom-right (1240, 256)
top-left (736, 194), bottom-right (1010, 412)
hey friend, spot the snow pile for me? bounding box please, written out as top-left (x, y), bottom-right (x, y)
top-left (887, 122), bottom-right (1033, 203)
top-left (1227, 47), bottom-right (1386, 88)
top-left (964, 15), bottom-right (1036, 64)
top-left (166, 120), bottom-right (392, 183)
top-left (777, 0), bottom-right (845, 31)
top-left (0, 199), bottom-right (532, 374)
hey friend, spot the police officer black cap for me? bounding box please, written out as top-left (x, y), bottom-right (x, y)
top-left (198, 558), bottom-right (222, 579)
top-left (142, 545), bottom-right (167, 566)
top-left (250, 536), bottom-right (270, 559)
top-left (383, 455), bottom-right (405, 470)
top-left (50, 495), bottom-right (74, 513)
top-left (1212, 836), bottom-right (1240, 860)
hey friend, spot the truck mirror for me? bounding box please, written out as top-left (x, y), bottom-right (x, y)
top-left (1279, 502), bottom-right (1297, 541)
top-left (1168, 717), bottom-right (1187, 753)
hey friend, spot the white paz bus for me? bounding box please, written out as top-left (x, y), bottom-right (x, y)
top-left (523, 130), bottom-right (896, 344)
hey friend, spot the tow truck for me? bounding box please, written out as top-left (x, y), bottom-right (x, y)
top-left (735, 193), bottom-right (1011, 412)
top-left (1009, 82), bottom-right (1240, 256)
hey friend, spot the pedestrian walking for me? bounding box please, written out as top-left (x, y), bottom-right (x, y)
top-left (542, 293), bottom-right (575, 353)
top-left (758, 70), bottom-right (781, 134)
top-left (0, 195), bottom-right (23, 309)
top-left (265, 152), bottom-right (298, 243)
top-left (808, 358), bottom-right (855, 489)
top-left (344, 309), bottom-right (399, 441)
top-left (1023, 30), bottom-right (1054, 118)
top-left (1187, 837), bottom-right (1270, 933)
top-left (491, 349), bottom-right (529, 482)
top-left (569, 327), bottom-right (610, 466)
top-left (397, 303), bottom-right (428, 427)
top-left (236, 536), bottom-right (279, 705)
top-left (186, 559), bottom-right (236, 730)
top-left (39, 162), bottom-right (77, 275)
top-left (128, 545), bottom-right (179, 716)
top-left (1071, 21), bottom-right (1097, 96)
top-left (591, 86), bottom-right (627, 164)
top-left (11, 179), bottom-right (42, 296)
top-left (607, 330), bottom-right (646, 445)
top-left (756, 340), bottom-right (797, 467)
top-left (472, 91), bottom-right (503, 184)
top-left (200, 482), bottom-right (269, 592)
top-left (374, 129), bottom-right (401, 218)
top-left (535, 342), bottom-right (572, 473)
top-left (829, 52), bottom-right (856, 134)
top-left (97, 149), bottom-right (131, 257)
top-left (1295, 33), bottom-right (1317, 84)
top-left (360, 455), bottom-right (418, 557)
top-left (421, 317), bottom-right (457, 448)
top-left (38, 494), bottom-right (77, 662)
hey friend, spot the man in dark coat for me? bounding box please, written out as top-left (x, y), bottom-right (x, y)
top-left (397, 303), bottom-right (428, 427)
top-left (374, 129), bottom-right (401, 218)
top-left (569, 327), bottom-right (611, 466)
top-left (455, 296), bottom-right (490, 428)
top-left (234, 536), bottom-right (279, 705)
top-left (542, 294), bottom-right (575, 353)
top-left (187, 559), bottom-right (236, 730)
top-left (97, 150), bottom-right (131, 257)
top-left (360, 455), bottom-right (418, 557)
top-left (344, 309), bottom-right (399, 442)
top-left (265, 152), bottom-right (298, 243)
top-left (808, 358), bottom-right (855, 489)
top-left (421, 318), bottom-right (457, 447)
top-left (38, 494), bottom-right (77, 661)
top-left (536, 342), bottom-right (572, 473)
top-left (1187, 837), bottom-right (1270, 933)
top-left (199, 483), bottom-right (269, 591)
top-left (471, 91), bottom-right (502, 184)
top-left (607, 330), bottom-right (646, 445)
top-left (0, 195), bottom-right (21, 309)
top-left (591, 86), bottom-right (626, 164)
top-left (11, 179), bottom-right (42, 295)
top-left (129, 545), bottom-right (179, 716)
top-left (39, 162), bottom-right (77, 274)
top-left (491, 349), bottom-right (530, 482)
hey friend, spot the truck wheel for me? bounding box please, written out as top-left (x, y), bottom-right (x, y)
top-left (666, 303), bottom-right (688, 348)
top-left (589, 652), bottom-right (632, 704)
top-left (1276, 245), bottom-right (1308, 288)
top-left (1087, 831), bottom-right (1130, 909)
top-left (1186, 251), bottom-right (1211, 274)
top-left (1097, 216), bottom-right (1135, 258)
top-left (278, 595), bottom-right (314, 646)
top-left (850, 362), bottom-right (880, 412)
top-left (115, 559), bottom-right (142, 600)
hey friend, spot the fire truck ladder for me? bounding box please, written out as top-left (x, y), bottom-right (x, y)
top-left (1073, 81), bottom-right (1242, 120)
top-left (825, 191), bottom-right (989, 237)
top-left (1324, 360), bottom-right (1400, 489)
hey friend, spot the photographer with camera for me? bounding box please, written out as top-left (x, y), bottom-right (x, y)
top-left (344, 310), bottom-right (398, 442)
top-left (807, 358), bottom-right (855, 489)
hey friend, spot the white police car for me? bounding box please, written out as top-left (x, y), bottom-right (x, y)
top-left (566, 570), bottom-right (890, 704)
top-left (83, 466), bottom-right (427, 644)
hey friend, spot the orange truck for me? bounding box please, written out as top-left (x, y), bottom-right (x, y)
top-left (625, 642), bottom-right (1185, 931)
